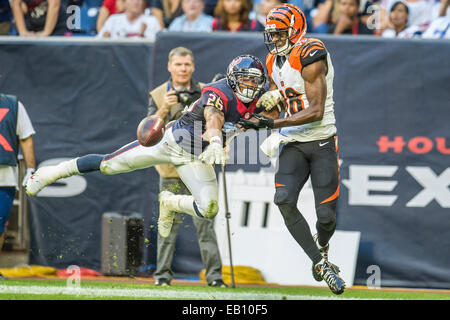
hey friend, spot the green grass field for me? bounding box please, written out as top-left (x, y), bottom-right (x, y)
top-left (0, 278), bottom-right (449, 300)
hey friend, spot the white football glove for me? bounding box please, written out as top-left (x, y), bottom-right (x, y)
top-left (198, 137), bottom-right (226, 165)
top-left (256, 90), bottom-right (284, 112)
top-left (22, 168), bottom-right (35, 187)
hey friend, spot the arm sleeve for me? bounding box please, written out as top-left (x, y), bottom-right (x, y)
top-left (16, 101), bottom-right (36, 140)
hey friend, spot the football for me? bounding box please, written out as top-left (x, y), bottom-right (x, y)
top-left (136, 115), bottom-right (165, 147)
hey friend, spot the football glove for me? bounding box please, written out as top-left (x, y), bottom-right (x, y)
top-left (238, 114), bottom-right (274, 130)
top-left (256, 90), bottom-right (284, 112)
top-left (198, 137), bottom-right (226, 165)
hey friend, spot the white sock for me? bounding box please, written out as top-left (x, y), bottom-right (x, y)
top-left (176, 195), bottom-right (199, 218)
top-left (58, 158), bottom-right (80, 177)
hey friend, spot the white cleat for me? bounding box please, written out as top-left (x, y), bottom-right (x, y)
top-left (26, 159), bottom-right (79, 196)
top-left (26, 166), bottom-right (61, 196)
top-left (158, 191), bottom-right (176, 238)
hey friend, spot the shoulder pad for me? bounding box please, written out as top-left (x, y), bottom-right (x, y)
top-left (298, 38), bottom-right (327, 70)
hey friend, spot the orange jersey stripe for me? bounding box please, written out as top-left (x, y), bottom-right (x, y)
top-left (266, 53), bottom-right (275, 78)
top-left (288, 45), bottom-right (303, 72)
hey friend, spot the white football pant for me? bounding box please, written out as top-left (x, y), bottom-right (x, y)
top-left (100, 127), bottom-right (219, 219)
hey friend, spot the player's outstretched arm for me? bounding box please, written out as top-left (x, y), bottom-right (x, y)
top-left (272, 60), bottom-right (327, 129)
top-left (199, 106), bottom-right (227, 165)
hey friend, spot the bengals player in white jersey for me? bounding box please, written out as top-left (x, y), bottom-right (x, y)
top-left (239, 3), bottom-right (345, 295)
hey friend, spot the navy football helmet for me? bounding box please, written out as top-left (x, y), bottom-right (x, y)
top-left (227, 55), bottom-right (266, 103)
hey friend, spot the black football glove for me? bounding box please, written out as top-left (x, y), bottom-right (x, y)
top-left (237, 118), bottom-right (261, 130)
top-left (238, 114), bottom-right (274, 130)
top-left (253, 114), bottom-right (274, 129)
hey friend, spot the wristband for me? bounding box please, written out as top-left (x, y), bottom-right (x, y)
top-left (209, 136), bottom-right (222, 145)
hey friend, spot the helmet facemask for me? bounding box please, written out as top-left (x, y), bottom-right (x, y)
top-left (264, 28), bottom-right (294, 56)
top-left (231, 69), bottom-right (265, 103)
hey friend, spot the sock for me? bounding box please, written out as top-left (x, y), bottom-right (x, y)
top-left (287, 217), bottom-right (323, 265)
top-left (76, 154), bottom-right (104, 173)
top-left (278, 204), bottom-right (323, 265)
top-left (166, 194), bottom-right (202, 218)
top-left (316, 221), bottom-right (336, 248)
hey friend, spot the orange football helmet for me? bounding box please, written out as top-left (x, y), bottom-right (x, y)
top-left (264, 3), bottom-right (307, 56)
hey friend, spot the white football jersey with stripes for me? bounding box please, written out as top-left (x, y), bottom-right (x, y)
top-left (267, 38), bottom-right (337, 142)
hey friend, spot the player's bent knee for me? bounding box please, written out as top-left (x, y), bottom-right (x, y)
top-left (316, 206), bottom-right (336, 230)
top-left (274, 188), bottom-right (294, 207)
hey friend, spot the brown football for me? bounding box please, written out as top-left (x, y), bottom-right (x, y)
top-left (136, 116), bottom-right (165, 147)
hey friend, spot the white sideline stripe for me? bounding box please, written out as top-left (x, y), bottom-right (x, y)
top-left (0, 285), bottom-right (375, 300)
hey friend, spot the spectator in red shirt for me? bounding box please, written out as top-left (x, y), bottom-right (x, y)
top-left (212, 0), bottom-right (264, 31)
top-left (97, 0), bottom-right (125, 33)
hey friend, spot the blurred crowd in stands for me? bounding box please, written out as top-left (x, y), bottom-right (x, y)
top-left (0, 0), bottom-right (448, 38)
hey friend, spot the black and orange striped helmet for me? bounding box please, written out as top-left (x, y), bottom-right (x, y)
top-left (264, 3), bottom-right (307, 56)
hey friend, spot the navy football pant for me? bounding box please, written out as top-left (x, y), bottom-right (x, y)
top-left (0, 187), bottom-right (16, 234)
top-left (274, 135), bottom-right (339, 265)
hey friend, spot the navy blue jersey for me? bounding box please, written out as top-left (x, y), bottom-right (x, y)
top-left (171, 78), bottom-right (264, 156)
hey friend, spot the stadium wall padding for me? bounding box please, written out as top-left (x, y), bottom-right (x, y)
top-left (0, 34), bottom-right (449, 288)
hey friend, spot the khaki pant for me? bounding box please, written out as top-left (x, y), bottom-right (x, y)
top-left (154, 177), bottom-right (223, 283)
top-left (0, 22), bottom-right (11, 35)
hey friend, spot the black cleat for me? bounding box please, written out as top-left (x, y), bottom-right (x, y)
top-left (314, 259), bottom-right (345, 295)
top-left (208, 279), bottom-right (228, 288)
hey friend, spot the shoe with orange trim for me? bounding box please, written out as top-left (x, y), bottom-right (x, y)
top-left (313, 259), bottom-right (345, 295)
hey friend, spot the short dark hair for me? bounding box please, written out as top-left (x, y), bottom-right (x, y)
top-left (391, 1), bottom-right (409, 14)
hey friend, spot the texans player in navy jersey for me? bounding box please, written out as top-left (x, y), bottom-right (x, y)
top-left (172, 58), bottom-right (267, 158)
top-left (26, 54), bottom-right (274, 239)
